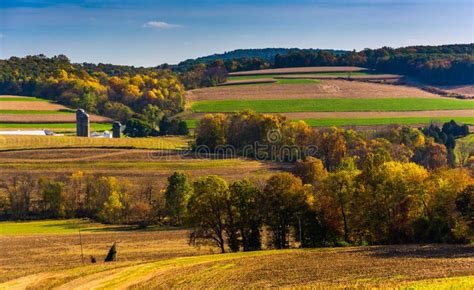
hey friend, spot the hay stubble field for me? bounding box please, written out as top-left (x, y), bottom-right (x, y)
top-left (0, 220), bottom-right (473, 289)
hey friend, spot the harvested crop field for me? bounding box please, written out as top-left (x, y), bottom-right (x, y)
top-left (0, 224), bottom-right (210, 283)
top-left (229, 66), bottom-right (368, 76)
top-left (0, 135), bottom-right (190, 150)
top-left (0, 123), bottom-right (112, 132)
top-left (0, 95), bottom-right (112, 129)
top-left (0, 114), bottom-right (111, 123)
top-left (0, 101), bottom-right (67, 111)
top-left (0, 148), bottom-right (282, 187)
top-left (0, 230), bottom-right (472, 289)
top-left (187, 80), bottom-right (441, 102)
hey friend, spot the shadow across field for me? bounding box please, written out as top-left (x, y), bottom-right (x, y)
top-left (357, 244), bottom-right (474, 259)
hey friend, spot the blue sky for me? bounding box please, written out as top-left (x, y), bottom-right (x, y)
top-left (0, 0), bottom-right (472, 66)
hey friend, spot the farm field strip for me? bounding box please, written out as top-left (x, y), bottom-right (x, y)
top-left (0, 96), bottom-right (49, 102)
top-left (301, 117), bottom-right (474, 127)
top-left (0, 123), bottom-right (112, 131)
top-left (0, 135), bottom-right (190, 150)
top-left (227, 72), bottom-right (369, 81)
top-left (0, 114), bottom-right (112, 123)
top-left (0, 159), bottom-right (263, 171)
top-left (228, 66), bottom-right (368, 76)
top-left (0, 109), bottom-right (73, 114)
top-left (0, 219), bottom-right (116, 235)
top-left (188, 80), bottom-right (442, 102)
top-left (184, 117), bottom-right (474, 129)
top-left (192, 98), bottom-right (474, 113)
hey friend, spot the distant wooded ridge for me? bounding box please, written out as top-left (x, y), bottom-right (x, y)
top-left (176, 48), bottom-right (348, 67)
top-left (173, 44), bottom-right (474, 86)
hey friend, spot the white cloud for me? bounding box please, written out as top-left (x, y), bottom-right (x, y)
top-left (143, 21), bottom-right (181, 29)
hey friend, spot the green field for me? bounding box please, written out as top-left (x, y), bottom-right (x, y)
top-left (0, 110), bottom-right (73, 114)
top-left (227, 72), bottom-right (369, 81)
top-left (186, 117), bottom-right (474, 129)
top-left (0, 219), bottom-right (111, 235)
top-left (0, 123), bottom-right (112, 131)
top-left (0, 96), bottom-right (49, 102)
top-left (302, 117), bottom-right (474, 127)
top-left (192, 98), bottom-right (474, 113)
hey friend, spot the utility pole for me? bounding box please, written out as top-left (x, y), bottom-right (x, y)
top-left (297, 214), bottom-right (302, 248)
top-left (79, 230), bottom-right (85, 265)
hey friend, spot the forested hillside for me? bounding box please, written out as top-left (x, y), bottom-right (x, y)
top-left (0, 55), bottom-right (185, 123)
top-left (175, 48), bottom-right (347, 71)
top-left (177, 44), bottom-right (474, 85)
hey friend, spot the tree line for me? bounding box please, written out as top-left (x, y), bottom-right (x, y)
top-left (0, 164), bottom-right (472, 251)
top-left (194, 112), bottom-right (471, 169)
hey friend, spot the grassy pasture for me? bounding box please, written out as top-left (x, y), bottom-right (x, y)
top-left (185, 117), bottom-right (474, 129)
top-left (0, 219), bottom-right (112, 235)
top-left (192, 98), bottom-right (474, 113)
top-left (0, 96), bottom-right (49, 102)
top-left (302, 117), bottom-right (474, 127)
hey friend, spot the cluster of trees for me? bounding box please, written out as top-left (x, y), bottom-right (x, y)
top-left (123, 115), bottom-right (188, 137)
top-left (1, 164), bottom-right (471, 252)
top-left (195, 112), bottom-right (468, 169)
top-left (421, 120), bottom-right (470, 165)
top-left (0, 172), bottom-right (161, 227)
top-left (185, 165), bottom-right (472, 252)
top-left (0, 55), bottom-right (186, 125)
top-left (178, 61), bottom-right (228, 89)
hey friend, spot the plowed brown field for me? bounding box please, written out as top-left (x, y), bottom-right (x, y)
top-left (0, 114), bottom-right (111, 123)
top-left (187, 80), bottom-right (440, 102)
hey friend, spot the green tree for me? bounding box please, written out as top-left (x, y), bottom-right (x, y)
top-left (294, 157), bottom-right (328, 186)
top-left (39, 178), bottom-right (65, 218)
top-left (195, 114), bottom-right (228, 151)
top-left (323, 166), bottom-right (360, 243)
top-left (165, 172), bottom-right (192, 225)
top-left (229, 179), bottom-right (263, 251)
top-left (187, 175), bottom-right (232, 253)
top-left (142, 104), bottom-right (163, 129)
top-left (100, 191), bottom-right (125, 224)
top-left (124, 118), bottom-right (153, 137)
top-left (262, 173), bottom-right (308, 249)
